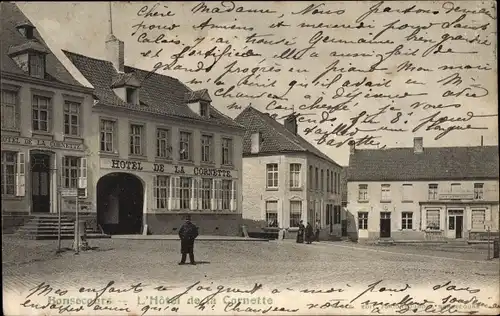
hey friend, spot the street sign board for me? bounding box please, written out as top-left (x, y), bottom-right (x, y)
top-left (60, 188), bottom-right (78, 197)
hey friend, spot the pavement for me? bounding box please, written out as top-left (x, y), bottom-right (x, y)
top-left (3, 235), bottom-right (500, 315)
top-left (111, 234), bottom-right (269, 241)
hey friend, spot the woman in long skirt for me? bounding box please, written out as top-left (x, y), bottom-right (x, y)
top-left (305, 222), bottom-right (314, 244)
top-left (296, 220), bottom-right (305, 243)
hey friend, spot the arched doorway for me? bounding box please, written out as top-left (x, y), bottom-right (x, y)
top-left (97, 173), bottom-right (144, 235)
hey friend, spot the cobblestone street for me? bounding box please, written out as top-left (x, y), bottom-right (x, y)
top-left (3, 236), bottom-right (500, 315)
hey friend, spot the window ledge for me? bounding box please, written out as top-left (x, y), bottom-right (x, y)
top-left (424, 229), bottom-right (443, 232)
top-left (289, 187), bottom-right (303, 191)
top-left (155, 157), bottom-right (173, 163)
top-left (200, 162), bottom-right (215, 167)
top-left (32, 131), bottom-right (53, 138)
top-left (129, 155), bottom-right (147, 161)
top-left (1, 195), bottom-right (23, 200)
top-left (380, 200), bottom-right (392, 203)
top-left (266, 188), bottom-right (279, 191)
top-left (220, 164), bottom-right (234, 169)
top-left (402, 200), bottom-right (414, 203)
top-left (357, 200), bottom-right (369, 203)
top-left (178, 160), bottom-right (195, 166)
top-left (1, 128), bottom-right (20, 134)
top-left (64, 136), bottom-right (84, 142)
top-left (99, 152), bottom-right (119, 157)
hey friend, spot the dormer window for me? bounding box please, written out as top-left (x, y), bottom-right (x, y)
top-left (29, 53), bottom-right (45, 79)
top-left (200, 101), bottom-right (209, 118)
top-left (126, 87), bottom-right (139, 105)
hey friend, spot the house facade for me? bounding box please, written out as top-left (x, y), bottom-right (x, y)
top-left (346, 137), bottom-right (499, 241)
top-left (62, 22), bottom-right (245, 235)
top-left (236, 107), bottom-right (345, 239)
top-left (1, 2), bottom-right (94, 231)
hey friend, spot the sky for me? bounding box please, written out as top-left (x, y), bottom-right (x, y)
top-left (15, 1), bottom-right (498, 166)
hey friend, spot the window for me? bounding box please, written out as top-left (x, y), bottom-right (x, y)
top-left (474, 183), bottom-right (484, 200)
top-left (381, 184), bottom-right (391, 201)
top-left (32, 95), bottom-right (50, 132)
top-left (221, 138), bottom-right (233, 165)
top-left (402, 184), bottom-right (413, 201)
top-left (290, 201), bottom-right (302, 227)
top-left (333, 205), bottom-right (341, 224)
top-left (326, 170), bottom-right (330, 192)
top-left (179, 131), bottom-right (191, 161)
top-left (156, 128), bottom-right (171, 158)
top-left (451, 183), bottom-right (461, 193)
top-left (428, 184), bottom-right (438, 200)
top-left (471, 209), bottom-right (486, 229)
top-left (320, 169), bottom-right (324, 191)
top-left (1, 152), bottom-right (16, 195)
top-left (358, 212), bottom-right (368, 230)
top-left (221, 180), bottom-right (231, 210)
top-left (289, 164), bottom-right (301, 188)
top-left (1, 90), bottom-right (18, 130)
top-left (63, 156), bottom-right (79, 188)
top-left (308, 165), bottom-right (313, 189)
top-left (326, 205), bottom-right (331, 225)
top-left (266, 201), bottom-right (278, 227)
top-left (100, 119), bottom-right (115, 152)
top-left (426, 210), bottom-right (440, 230)
top-left (266, 164), bottom-right (278, 189)
top-left (315, 167), bottom-right (318, 189)
top-left (201, 178), bottom-right (212, 210)
top-left (29, 54), bottom-right (45, 78)
top-left (64, 101), bottom-right (80, 136)
top-left (200, 102), bottom-right (209, 117)
top-left (402, 212), bottom-right (413, 229)
top-left (179, 177), bottom-right (191, 209)
top-left (129, 124), bottom-right (143, 155)
top-left (154, 176), bottom-right (170, 209)
top-left (126, 88), bottom-right (139, 104)
top-left (358, 184), bottom-right (368, 201)
top-left (201, 135), bottom-right (213, 163)
top-left (334, 172), bottom-right (337, 193)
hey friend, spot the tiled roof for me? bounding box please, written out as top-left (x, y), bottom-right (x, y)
top-left (186, 89), bottom-right (212, 102)
top-left (63, 51), bottom-right (243, 129)
top-left (347, 146), bottom-right (499, 181)
top-left (235, 106), bottom-right (341, 166)
top-left (0, 2), bottom-right (83, 86)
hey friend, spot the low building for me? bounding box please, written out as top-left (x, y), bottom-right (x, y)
top-left (1, 2), bottom-right (94, 231)
top-left (235, 107), bottom-right (344, 239)
top-left (62, 20), bottom-right (245, 235)
top-left (346, 137), bottom-right (499, 241)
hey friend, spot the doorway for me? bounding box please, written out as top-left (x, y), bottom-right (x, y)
top-left (31, 153), bottom-right (51, 213)
top-left (448, 210), bottom-right (464, 239)
top-left (97, 173), bottom-right (144, 235)
top-left (380, 212), bottom-right (391, 238)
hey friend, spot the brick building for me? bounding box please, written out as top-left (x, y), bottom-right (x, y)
top-left (235, 107), bottom-right (345, 239)
top-left (1, 2), bottom-right (94, 231)
top-left (61, 18), bottom-right (245, 235)
top-left (346, 138), bottom-right (499, 241)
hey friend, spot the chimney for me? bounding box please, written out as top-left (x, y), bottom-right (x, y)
top-left (251, 132), bottom-right (260, 154)
top-left (348, 140), bottom-right (355, 155)
top-left (414, 137), bottom-right (423, 153)
top-left (105, 3), bottom-right (124, 72)
top-left (284, 114), bottom-right (298, 135)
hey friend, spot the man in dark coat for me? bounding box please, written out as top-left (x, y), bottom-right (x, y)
top-left (178, 215), bottom-right (198, 265)
top-left (296, 220), bottom-right (305, 243)
top-left (305, 222), bottom-right (314, 244)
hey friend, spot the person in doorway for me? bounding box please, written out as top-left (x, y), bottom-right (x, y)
top-left (296, 220), bottom-right (305, 243)
top-left (315, 220), bottom-right (321, 242)
top-left (178, 215), bottom-right (199, 265)
top-left (305, 222), bottom-right (314, 244)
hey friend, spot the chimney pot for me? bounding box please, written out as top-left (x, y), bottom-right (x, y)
top-left (348, 140), bottom-right (355, 154)
top-left (414, 137), bottom-right (423, 153)
top-left (284, 114), bottom-right (298, 135)
top-left (251, 132), bottom-right (261, 154)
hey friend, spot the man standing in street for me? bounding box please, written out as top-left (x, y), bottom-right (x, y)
top-left (178, 215), bottom-right (198, 265)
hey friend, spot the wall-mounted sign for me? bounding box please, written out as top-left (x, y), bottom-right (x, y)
top-left (60, 188), bottom-right (78, 197)
top-left (1, 135), bottom-right (84, 151)
top-left (102, 158), bottom-right (233, 178)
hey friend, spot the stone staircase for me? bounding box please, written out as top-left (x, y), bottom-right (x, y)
top-left (15, 214), bottom-right (109, 240)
